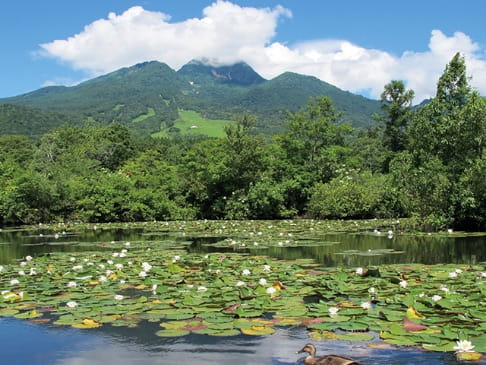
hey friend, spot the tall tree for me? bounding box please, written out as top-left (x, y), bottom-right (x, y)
top-left (379, 80), bottom-right (414, 152)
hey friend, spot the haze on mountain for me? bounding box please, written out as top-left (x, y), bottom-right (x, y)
top-left (0, 59), bottom-right (380, 138)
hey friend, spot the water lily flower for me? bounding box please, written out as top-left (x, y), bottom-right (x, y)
top-left (453, 340), bottom-right (475, 353)
top-left (114, 295), bottom-right (124, 301)
top-left (141, 262), bottom-right (152, 271)
top-left (455, 269), bottom-right (463, 274)
top-left (242, 269), bottom-right (251, 276)
top-left (278, 242), bottom-right (283, 246)
top-left (25, 255), bottom-right (33, 262)
top-left (72, 265), bottom-right (83, 271)
top-left (328, 307), bottom-right (339, 316)
top-left (98, 275), bottom-right (108, 283)
top-left (66, 301), bottom-right (78, 308)
top-left (236, 281), bottom-right (245, 287)
top-left (121, 249), bottom-right (128, 253)
top-left (266, 287), bottom-right (277, 295)
top-left (19, 261), bottom-right (27, 267)
top-left (418, 293), bottom-right (426, 298)
top-left (440, 286), bottom-right (450, 294)
top-left (172, 255), bottom-right (181, 263)
top-left (125, 242), bottom-right (131, 247)
top-left (10, 279), bottom-right (20, 285)
top-left (0, 265), bottom-right (3, 272)
top-left (360, 301), bottom-right (372, 309)
top-left (355, 267), bottom-right (364, 275)
top-left (119, 252), bottom-right (127, 258)
top-left (368, 287), bottom-right (376, 294)
top-left (18, 270), bottom-right (25, 276)
top-left (197, 286), bottom-right (208, 292)
top-left (115, 264), bottom-right (123, 270)
top-left (119, 280), bottom-right (126, 284)
top-left (107, 260), bottom-right (114, 265)
top-left (259, 278), bottom-right (267, 286)
top-left (151, 284), bottom-right (157, 295)
top-left (263, 265), bottom-right (271, 272)
top-left (399, 280), bottom-right (408, 288)
top-left (67, 281), bottom-right (77, 288)
top-left (28, 268), bottom-right (36, 276)
top-left (139, 271), bottom-right (147, 278)
top-left (432, 295), bottom-right (442, 302)
top-left (448, 271), bottom-right (458, 278)
top-left (253, 242), bottom-right (259, 246)
top-left (69, 257), bottom-right (76, 262)
top-left (481, 272), bottom-right (486, 278)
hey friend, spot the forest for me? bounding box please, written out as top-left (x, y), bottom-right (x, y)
top-left (0, 53), bottom-right (484, 230)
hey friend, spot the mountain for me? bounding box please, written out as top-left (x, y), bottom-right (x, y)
top-left (0, 60), bottom-right (381, 137)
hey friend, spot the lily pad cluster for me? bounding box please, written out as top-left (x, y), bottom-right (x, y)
top-left (0, 224), bottom-right (485, 358)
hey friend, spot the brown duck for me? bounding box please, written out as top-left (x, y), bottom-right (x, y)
top-left (297, 344), bottom-right (361, 365)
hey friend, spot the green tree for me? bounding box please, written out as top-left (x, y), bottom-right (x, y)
top-left (379, 80), bottom-right (414, 153)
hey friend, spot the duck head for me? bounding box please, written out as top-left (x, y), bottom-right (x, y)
top-left (297, 343), bottom-right (317, 357)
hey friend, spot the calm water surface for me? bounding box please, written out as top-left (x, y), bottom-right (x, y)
top-left (0, 226), bottom-right (485, 365)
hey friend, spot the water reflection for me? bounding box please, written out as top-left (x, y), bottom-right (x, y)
top-left (1, 228), bottom-right (485, 266)
top-left (0, 317), bottom-right (471, 365)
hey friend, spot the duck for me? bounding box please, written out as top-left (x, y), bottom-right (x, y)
top-left (296, 344), bottom-right (361, 365)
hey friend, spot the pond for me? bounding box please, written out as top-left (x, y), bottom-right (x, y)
top-left (0, 220), bottom-right (485, 364)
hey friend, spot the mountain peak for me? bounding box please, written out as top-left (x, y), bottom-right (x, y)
top-left (178, 59), bottom-right (265, 86)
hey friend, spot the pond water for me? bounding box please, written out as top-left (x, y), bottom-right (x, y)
top-left (0, 223), bottom-right (485, 364)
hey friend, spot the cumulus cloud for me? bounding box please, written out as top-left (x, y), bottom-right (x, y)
top-left (39, 1), bottom-right (486, 102)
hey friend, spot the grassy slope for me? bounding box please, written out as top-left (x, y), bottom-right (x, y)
top-left (153, 110), bottom-right (235, 138)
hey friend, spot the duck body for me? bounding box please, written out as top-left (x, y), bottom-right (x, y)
top-left (297, 344), bottom-right (361, 365)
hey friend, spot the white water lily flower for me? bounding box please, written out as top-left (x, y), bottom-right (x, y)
top-left (114, 295), bottom-right (124, 301)
top-left (399, 280), bottom-right (408, 288)
top-left (72, 265), bottom-right (83, 271)
top-left (115, 264), bottom-right (123, 270)
top-left (355, 267), bottom-right (364, 275)
top-left (418, 293), bottom-right (426, 298)
top-left (440, 286), bottom-right (450, 294)
top-left (481, 272), bottom-right (486, 278)
top-left (432, 295), bottom-right (442, 302)
top-left (141, 262), bottom-right (152, 272)
top-left (242, 269), bottom-right (251, 276)
top-left (259, 278), bottom-right (267, 286)
top-left (98, 275), bottom-right (107, 283)
top-left (119, 252), bottom-right (127, 258)
top-left (19, 261), bottom-right (27, 267)
top-left (66, 301), bottom-right (78, 308)
top-left (236, 281), bottom-right (245, 287)
top-left (197, 286), bottom-right (208, 292)
top-left (328, 307), bottom-right (339, 316)
top-left (10, 279), bottom-right (20, 285)
top-left (119, 279), bottom-right (126, 284)
top-left (263, 265), bottom-right (271, 272)
top-left (453, 340), bottom-right (475, 353)
top-left (28, 268), bottom-right (36, 276)
top-left (125, 242), bottom-right (131, 247)
top-left (448, 271), bottom-right (458, 278)
top-left (368, 287), bottom-right (376, 294)
top-left (455, 269), bottom-right (463, 274)
top-left (151, 284), bottom-right (157, 295)
top-left (253, 242), bottom-right (259, 246)
top-left (215, 269), bottom-right (221, 274)
top-left (266, 287), bottom-right (277, 294)
top-left (0, 265), bottom-right (3, 272)
top-left (69, 257), bottom-right (76, 262)
top-left (67, 281), bottom-right (77, 288)
top-left (107, 260), bottom-right (114, 265)
top-left (18, 270), bottom-right (25, 276)
top-left (139, 271), bottom-right (147, 278)
top-left (360, 301), bottom-right (372, 309)
top-left (25, 255), bottom-right (33, 262)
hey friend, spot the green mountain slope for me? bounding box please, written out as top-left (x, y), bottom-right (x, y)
top-left (0, 104), bottom-right (73, 138)
top-left (0, 60), bottom-right (381, 137)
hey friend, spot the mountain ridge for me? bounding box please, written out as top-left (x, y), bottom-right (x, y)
top-left (0, 60), bottom-right (381, 137)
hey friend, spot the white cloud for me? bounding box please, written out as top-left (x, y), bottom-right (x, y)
top-left (39, 1), bottom-right (486, 102)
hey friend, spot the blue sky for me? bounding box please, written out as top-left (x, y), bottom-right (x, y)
top-left (1, 0), bottom-right (486, 101)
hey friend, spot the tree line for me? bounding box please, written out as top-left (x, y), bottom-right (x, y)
top-left (0, 53), bottom-right (484, 230)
